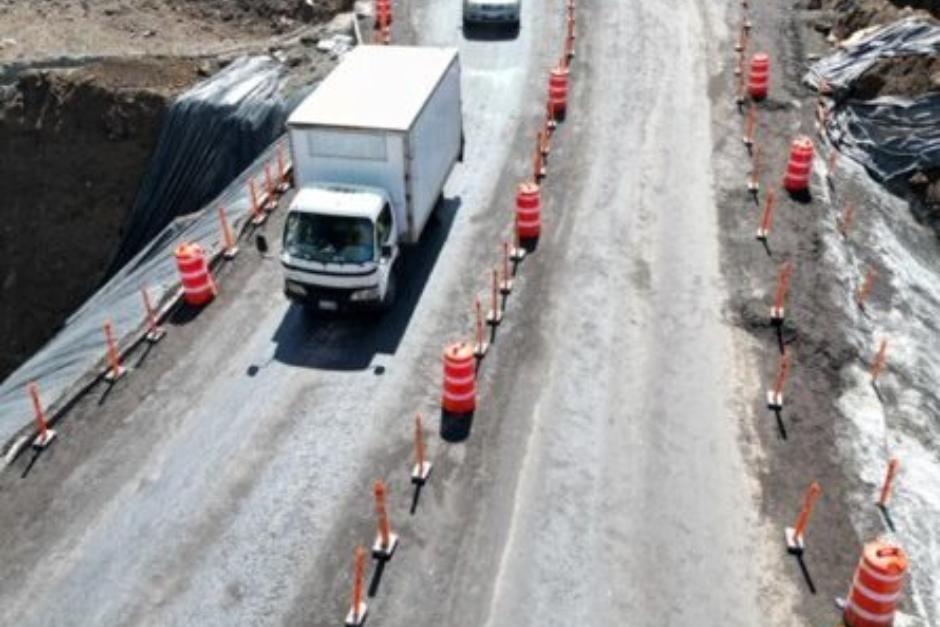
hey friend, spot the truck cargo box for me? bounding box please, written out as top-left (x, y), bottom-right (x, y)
top-left (287, 46), bottom-right (463, 244)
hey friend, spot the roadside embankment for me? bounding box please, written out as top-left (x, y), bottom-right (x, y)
top-left (0, 58), bottom-right (200, 381)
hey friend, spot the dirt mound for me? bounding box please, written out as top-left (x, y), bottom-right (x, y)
top-left (0, 58), bottom-right (201, 382)
top-left (853, 54), bottom-right (940, 98)
top-left (812, 0), bottom-right (940, 39)
top-left (166, 0), bottom-right (353, 27)
top-left (0, 0), bottom-right (353, 62)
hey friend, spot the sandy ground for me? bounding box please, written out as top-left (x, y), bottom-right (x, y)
top-left (0, 0), bottom-right (345, 63)
top-left (0, 0), bottom-right (871, 626)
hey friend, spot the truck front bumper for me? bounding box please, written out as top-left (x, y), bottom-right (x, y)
top-left (464, 6), bottom-right (520, 24)
top-left (284, 279), bottom-right (383, 311)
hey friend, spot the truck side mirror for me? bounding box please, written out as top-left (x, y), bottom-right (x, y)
top-left (381, 244), bottom-right (393, 259)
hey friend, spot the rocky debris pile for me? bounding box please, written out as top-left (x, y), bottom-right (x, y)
top-left (165, 0), bottom-right (355, 33)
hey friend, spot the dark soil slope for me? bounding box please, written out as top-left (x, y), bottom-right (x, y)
top-left (0, 58), bottom-right (201, 381)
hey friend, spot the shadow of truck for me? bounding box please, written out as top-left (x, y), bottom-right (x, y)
top-left (270, 196), bottom-right (460, 371)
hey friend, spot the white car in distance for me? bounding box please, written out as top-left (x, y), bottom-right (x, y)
top-left (462, 0), bottom-right (521, 29)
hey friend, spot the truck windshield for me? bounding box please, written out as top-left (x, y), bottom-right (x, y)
top-left (283, 212), bottom-right (375, 264)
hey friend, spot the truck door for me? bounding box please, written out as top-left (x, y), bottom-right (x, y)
top-left (376, 203), bottom-right (397, 299)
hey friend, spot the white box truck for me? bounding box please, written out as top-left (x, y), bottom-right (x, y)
top-left (281, 45), bottom-right (464, 312)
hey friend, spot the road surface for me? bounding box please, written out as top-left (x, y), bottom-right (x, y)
top-left (0, 0), bottom-right (786, 625)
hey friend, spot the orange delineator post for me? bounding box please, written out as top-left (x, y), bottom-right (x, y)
top-left (263, 164), bottom-right (277, 210)
top-left (734, 23), bottom-right (748, 52)
top-left (767, 349), bottom-right (790, 410)
top-left (839, 203), bottom-right (856, 237)
top-left (487, 268), bottom-right (502, 325)
top-left (28, 382), bottom-right (57, 448)
top-left (878, 457), bottom-right (900, 508)
top-left (748, 145), bottom-right (762, 192)
top-left (412, 412), bottom-right (432, 484)
top-left (871, 340), bottom-right (888, 382)
top-left (856, 267), bottom-right (876, 309)
top-left (500, 240), bottom-right (513, 294)
top-left (533, 132), bottom-right (546, 181)
top-left (473, 297), bottom-right (488, 358)
top-left (787, 481), bottom-right (821, 553)
top-left (511, 215), bottom-right (527, 261)
top-left (540, 119), bottom-right (552, 155)
top-left (345, 545), bottom-right (367, 626)
top-left (414, 414), bottom-right (426, 468)
top-left (218, 206), bottom-right (238, 259)
top-left (771, 261), bottom-right (792, 322)
top-left (276, 145), bottom-right (289, 191)
top-left (103, 320), bottom-right (125, 382)
top-left (141, 286), bottom-right (166, 343)
top-left (371, 479), bottom-right (397, 558)
top-left (565, 16), bottom-right (576, 60)
top-left (249, 178), bottom-right (265, 225)
top-left (756, 189), bottom-right (775, 240)
top-left (827, 150), bottom-right (839, 179)
top-left (743, 103), bottom-right (756, 147)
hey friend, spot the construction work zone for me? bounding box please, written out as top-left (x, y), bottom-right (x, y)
top-left (3, 0), bottom-right (940, 625)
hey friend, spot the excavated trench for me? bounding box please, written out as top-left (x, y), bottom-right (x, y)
top-left (0, 57), bottom-right (203, 381)
top-left (0, 0), bottom-right (352, 384)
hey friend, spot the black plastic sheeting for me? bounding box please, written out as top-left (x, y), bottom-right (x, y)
top-left (0, 56), bottom-right (294, 452)
top-left (805, 17), bottom-right (940, 182)
top-left (826, 94), bottom-right (940, 181)
top-left (107, 56), bottom-right (289, 274)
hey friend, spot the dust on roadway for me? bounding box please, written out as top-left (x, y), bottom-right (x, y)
top-left (0, 0), bottom-right (795, 625)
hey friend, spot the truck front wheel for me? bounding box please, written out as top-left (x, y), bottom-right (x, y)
top-left (381, 261), bottom-right (402, 311)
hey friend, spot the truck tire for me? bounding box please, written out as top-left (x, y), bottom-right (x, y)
top-left (381, 261), bottom-right (402, 311)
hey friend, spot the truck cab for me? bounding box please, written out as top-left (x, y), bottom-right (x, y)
top-left (281, 186), bottom-right (401, 311)
top-left (281, 46), bottom-right (462, 313)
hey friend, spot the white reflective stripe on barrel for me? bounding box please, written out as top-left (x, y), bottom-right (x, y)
top-left (852, 577), bottom-right (902, 604)
top-left (845, 599), bottom-right (894, 624)
top-left (180, 269), bottom-right (209, 282)
top-left (184, 282), bottom-right (215, 295)
top-left (445, 373), bottom-right (475, 387)
top-left (443, 388), bottom-right (476, 402)
top-left (860, 560), bottom-right (906, 584)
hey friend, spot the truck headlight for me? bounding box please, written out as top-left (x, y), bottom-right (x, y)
top-left (286, 281), bottom-right (307, 296)
top-left (349, 287), bottom-right (381, 302)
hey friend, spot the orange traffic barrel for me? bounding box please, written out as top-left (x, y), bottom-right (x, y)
top-left (374, 0), bottom-right (392, 28)
top-left (442, 342), bottom-right (476, 414)
top-left (515, 182), bottom-right (542, 240)
top-left (175, 242), bottom-right (216, 306)
top-left (748, 52), bottom-right (770, 100)
top-left (783, 136), bottom-right (814, 193)
top-left (548, 65), bottom-right (569, 120)
top-left (844, 541), bottom-right (908, 627)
